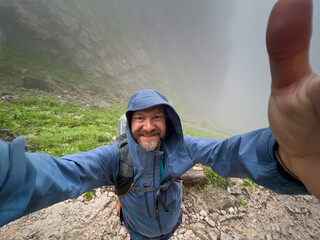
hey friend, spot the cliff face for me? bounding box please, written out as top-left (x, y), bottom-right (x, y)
top-left (0, 0), bottom-right (142, 77)
top-left (0, 0), bottom-right (231, 105)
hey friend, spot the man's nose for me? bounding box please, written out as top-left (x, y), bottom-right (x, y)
top-left (143, 118), bottom-right (155, 132)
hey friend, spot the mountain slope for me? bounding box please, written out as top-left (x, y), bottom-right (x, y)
top-left (0, 0), bottom-right (232, 110)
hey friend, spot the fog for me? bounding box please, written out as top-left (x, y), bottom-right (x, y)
top-left (127, 0), bottom-right (320, 134)
top-left (2, 0), bottom-right (319, 134)
top-left (205, 0), bottom-right (320, 133)
top-left (213, 1), bottom-right (276, 133)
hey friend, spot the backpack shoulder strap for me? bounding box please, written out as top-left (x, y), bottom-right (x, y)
top-left (115, 135), bottom-right (134, 197)
top-left (118, 137), bottom-right (133, 177)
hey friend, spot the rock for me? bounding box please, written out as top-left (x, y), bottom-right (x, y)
top-left (193, 166), bottom-right (203, 171)
top-left (1, 185), bottom-right (319, 239)
top-left (209, 212), bottom-right (219, 222)
top-left (0, 128), bottom-right (19, 142)
top-left (220, 232), bottom-right (233, 240)
top-left (228, 207), bottom-right (235, 215)
top-left (265, 235), bottom-right (272, 240)
top-left (209, 233), bottom-right (218, 240)
top-left (108, 192), bottom-right (115, 197)
top-left (191, 222), bottom-right (208, 240)
top-left (181, 167), bottom-right (207, 186)
top-left (184, 230), bottom-right (194, 238)
top-left (77, 196), bottom-right (84, 202)
top-left (207, 219), bottom-right (216, 227)
top-left (200, 210), bottom-right (207, 217)
top-left (0, 128), bottom-right (38, 151)
top-left (96, 191), bottom-right (101, 198)
top-left (177, 228), bottom-right (187, 235)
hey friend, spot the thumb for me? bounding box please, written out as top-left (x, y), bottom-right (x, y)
top-left (266, 0), bottom-right (313, 89)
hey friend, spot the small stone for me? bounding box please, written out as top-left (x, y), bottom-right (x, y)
top-left (119, 227), bottom-right (126, 235)
top-left (220, 232), bottom-right (233, 240)
top-left (228, 207), bottom-right (235, 215)
top-left (200, 210), bottom-right (207, 217)
top-left (238, 206), bottom-right (247, 212)
top-left (184, 230), bottom-right (194, 238)
top-left (209, 232), bottom-right (218, 240)
top-left (177, 228), bottom-right (187, 235)
top-left (219, 216), bottom-right (227, 223)
top-left (96, 191), bottom-right (101, 198)
top-left (207, 219), bottom-right (216, 227)
top-left (265, 235), bottom-right (272, 240)
top-left (192, 166), bottom-right (203, 171)
top-left (210, 212), bottom-right (219, 221)
top-left (77, 196), bottom-right (84, 202)
top-left (181, 204), bottom-right (186, 212)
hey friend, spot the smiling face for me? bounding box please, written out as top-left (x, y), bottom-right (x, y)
top-left (130, 105), bottom-right (166, 151)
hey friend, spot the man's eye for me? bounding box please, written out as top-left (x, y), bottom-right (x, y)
top-left (154, 115), bottom-right (163, 119)
top-left (135, 117), bottom-right (143, 121)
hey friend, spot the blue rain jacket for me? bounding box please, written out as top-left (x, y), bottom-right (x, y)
top-left (0, 89), bottom-right (308, 237)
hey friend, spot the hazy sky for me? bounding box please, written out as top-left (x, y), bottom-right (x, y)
top-left (212, 0), bottom-right (320, 133)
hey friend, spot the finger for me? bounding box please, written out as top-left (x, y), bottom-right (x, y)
top-left (309, 75), bottom-right (320, 120)
top-left (266, 0), bottom-right (313, 89)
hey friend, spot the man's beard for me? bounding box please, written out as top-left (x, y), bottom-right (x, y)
top-left (135, 128), bottom-right (166, 152)
top-left (137, 135), bottom-right (161, 151)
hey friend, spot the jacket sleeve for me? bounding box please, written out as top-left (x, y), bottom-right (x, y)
top-left (184, 128), bottom-right (309, 195)
top-left (0, 136), bottom-right (119, 227)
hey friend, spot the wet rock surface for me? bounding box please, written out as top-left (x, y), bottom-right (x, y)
top-left (1, 180), bottom-right (319, 240)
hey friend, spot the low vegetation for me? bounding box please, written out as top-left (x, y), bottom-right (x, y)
top-left (237, 195), bottom-right (248, 207)
top-left (182, 125), bottom-right (225, 140)
top-left (0, 97), bottom-right (125, 156)
top-left (203, 167), bottom-right (228, 190)
top-left (243, 178), bottom-right (258, 191)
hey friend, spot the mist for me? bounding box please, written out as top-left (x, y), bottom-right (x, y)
top-left (202, 0), bottom-right (320, 134)
top-left (1, 0), bottom-right (319, 135)
top-left (225, 1), bottom-right (320, 133)
top-left (212, 1), bottom-right (276, 133)
top-left (125, 0), bottom-right (320, 134)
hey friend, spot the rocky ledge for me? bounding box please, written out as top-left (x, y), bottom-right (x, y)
top-left (0, 178), bottom-right (319, 240)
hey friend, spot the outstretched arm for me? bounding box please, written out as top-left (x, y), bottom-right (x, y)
top-left (267, 0), bottom-right (320, 199)
top-left (0, 137), bottom-right (119, 227)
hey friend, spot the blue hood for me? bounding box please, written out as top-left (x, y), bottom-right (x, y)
top-left (125, 89), bottom-right (194, 178)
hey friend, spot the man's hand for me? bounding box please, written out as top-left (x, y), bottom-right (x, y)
top-left (267, 0), bottom-right (320, 199)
